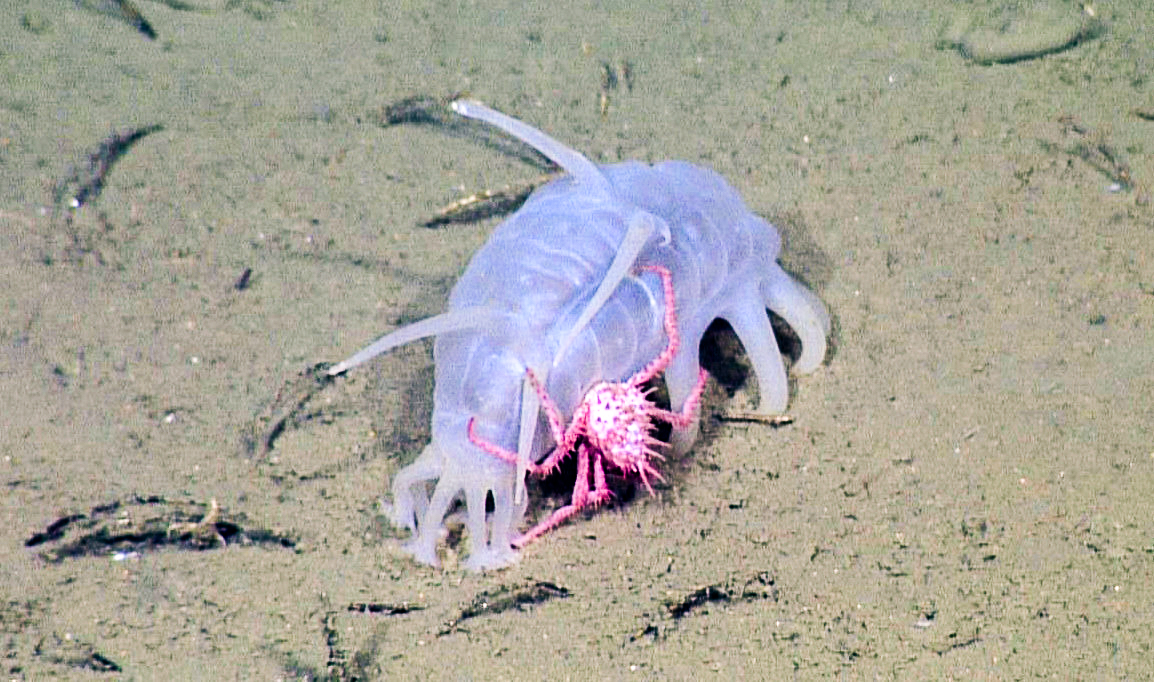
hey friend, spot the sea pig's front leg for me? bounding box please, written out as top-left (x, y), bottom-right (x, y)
top-left (391, 435), bottom-right (525, 570)
top-left (461, 468), bottom-right (526, 570)
top-left (387, 443), bottom-right (440, 539)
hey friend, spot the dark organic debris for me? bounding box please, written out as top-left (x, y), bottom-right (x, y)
top-left (52, 124), bottom-right (163, 220)
top-left (321, 601), bottom-right (420, 682)
top-left (87, 651), bottom-right (123, 673)
top-left (82, 0), bottom-right (157, 39)
top-left (422, 173), bottom-right (557, 227)
top-left (370, 94), bottom-right (460, 127)
top-left (347, 602), bottom-right (424, 615)
top-left (597, 58), bottom-right (635, 119)
top-left (34, 631), bottom-right (122, 673)
top-left (234, 266), bottom-right (254, 291)
top-left (935, 633), bottom-right (983, 656)
top-left (1058, 114), bottom-right (1150, 206)
top-left (24, 495), bottom-right (296, 562)
top-left (243, 362), bottom-right (337, 459)
top-left (24, 513), bottom-right (87, 547)
top-left (632, 571), bottom-right (778, 642)
top-left (440, 581), bottom-right (570, 636)
top-left (667, 584), bottom-right (732, 620)
top-left (321, 611), bottom-right (348, 680)
top-left (937, 6), bottom-right (1103, 65)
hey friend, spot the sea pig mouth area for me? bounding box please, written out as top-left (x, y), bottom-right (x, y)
top-left (529, 453), bottom-right (646, 507)
top-left (523, 374), bottom-right (676, 507)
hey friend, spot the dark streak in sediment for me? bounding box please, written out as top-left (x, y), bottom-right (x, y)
top-left (86, 0), bottom-right (158, 39)
top-left (233, 267), bottom-right (254, 291)
top-left (439, 581), bottom-right (570, 636)
top-left (347, 602), bottom-right (425, 615)
top-left (630, 571), bottom-right (779, 642)
top-left (53, 124), bottom-right (163, 217)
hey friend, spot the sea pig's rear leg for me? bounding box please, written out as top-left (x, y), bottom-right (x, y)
top-left (470, 482), bottom-right (526, 569)
top-left (461, 479), bottom-right (524, 570)
top-left (403, 477), bottom-right (459, 568)
top-left (723, 291), bottom-right (789, 415)
top-left (388, 443), bottom-right (441, 534)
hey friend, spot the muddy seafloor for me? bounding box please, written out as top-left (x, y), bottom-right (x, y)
top-left (2, 0), bottom-right (1152, 678)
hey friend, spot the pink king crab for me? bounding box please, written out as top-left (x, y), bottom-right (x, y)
top-left (468, 264), bottom-right (708, 548)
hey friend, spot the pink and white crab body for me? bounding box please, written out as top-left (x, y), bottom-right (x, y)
top-left (470, 264), bottom-right (707, 547)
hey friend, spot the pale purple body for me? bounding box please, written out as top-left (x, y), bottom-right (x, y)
top-left (339, 104), bottom-right (830, 570)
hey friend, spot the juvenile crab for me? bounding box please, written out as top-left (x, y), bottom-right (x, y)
top-left (468, 264), bottom-right (709, 548)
